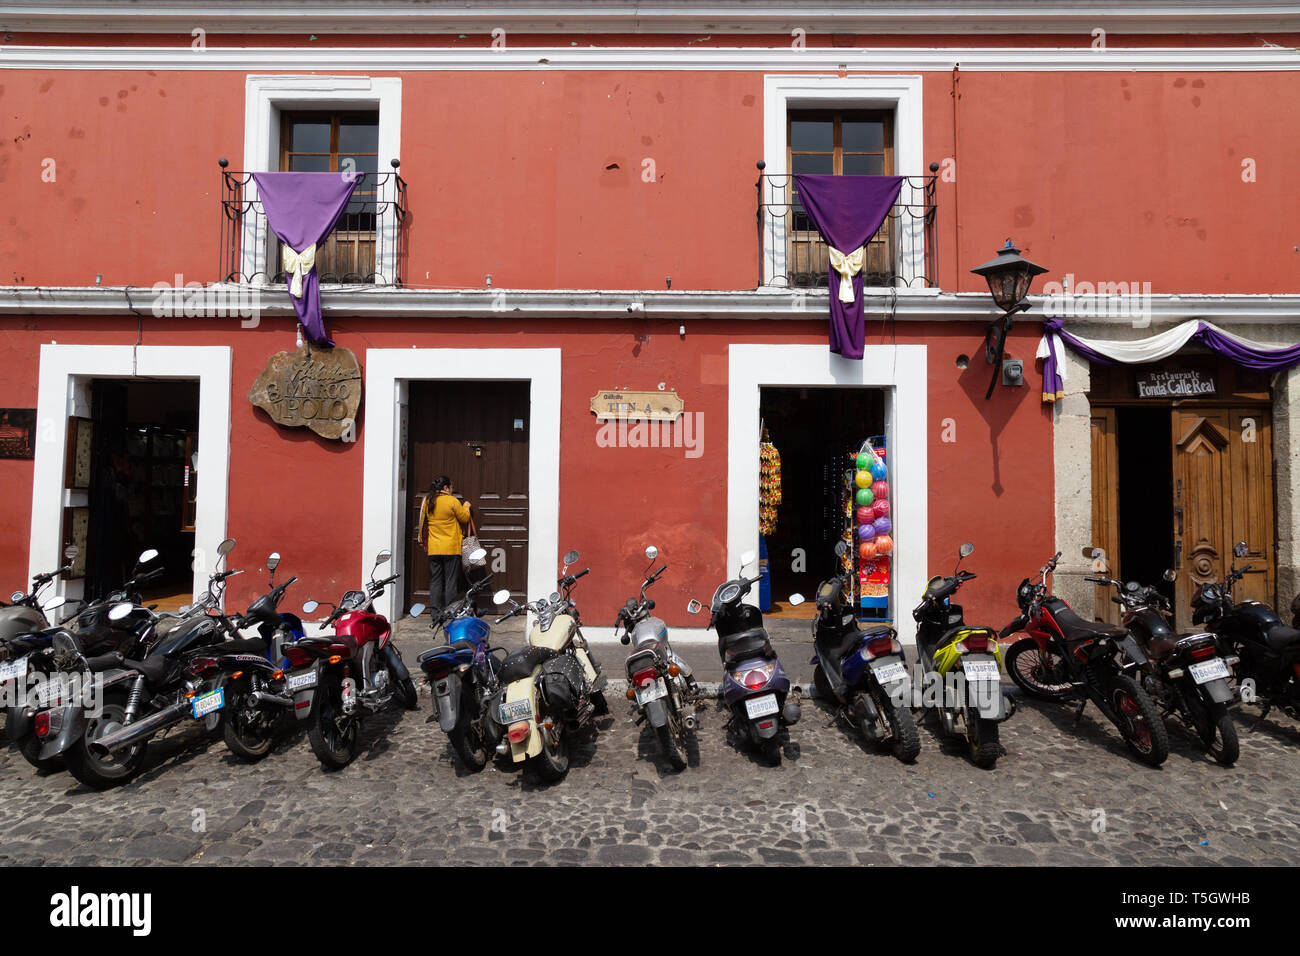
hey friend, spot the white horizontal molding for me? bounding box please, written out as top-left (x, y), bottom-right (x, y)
top-left (2, 1), bottom-right (1298, 35)
top-left (4, 286), bottom-right (1300, 327)
top-left (3, 44), bottom-right (1300, 71)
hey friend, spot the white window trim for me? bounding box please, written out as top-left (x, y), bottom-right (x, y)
top-left (241, 75), bottom-right (403, 285)
top-left (762, 74), bottom-right (925, 290)
top-left (361, 348), bottom-right (561, 624)
top-left (29, 345), bottom-right (232, 609)
top-left (728, 343), bottom-right (928, 646)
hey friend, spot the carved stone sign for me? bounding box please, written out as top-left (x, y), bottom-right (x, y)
top-left (1135, 368), bottom-right (1216, 399)
top-left (248, 344), bottom-right (362, 440)
top-left (589, 390), bottom-right (684, 422)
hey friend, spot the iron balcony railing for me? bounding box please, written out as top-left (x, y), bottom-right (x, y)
top-left (757, 167), bottom-right (938, 290)
top-left (219, 159), bottom-right (408, 286)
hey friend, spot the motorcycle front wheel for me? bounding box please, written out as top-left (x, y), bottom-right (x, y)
top-left (1109, 674), bottom-right (1169, 768)
top-left (391, 668), bottom-right (418, 711)
top-left (1006, 637), bottom-right (1072, 700)
top-left (308, 676), bottom-right (360, 770)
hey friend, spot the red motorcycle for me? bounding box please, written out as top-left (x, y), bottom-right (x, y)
top-left (283, 549), bottom-right (418, 769)
top-left (1000, 551), bottom-right (1169, 767)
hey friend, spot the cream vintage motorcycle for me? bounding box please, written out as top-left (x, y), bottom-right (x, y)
top-left (490, 549), bottom-right (607, 782)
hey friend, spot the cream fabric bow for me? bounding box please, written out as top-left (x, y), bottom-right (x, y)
top-left (827, 245), bottom-right (865, 303)
top-left (281, 243), bottom-right (317, 299)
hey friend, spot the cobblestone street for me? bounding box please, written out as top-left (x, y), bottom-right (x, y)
top-left (3, 627), bottom-right (1300, 866)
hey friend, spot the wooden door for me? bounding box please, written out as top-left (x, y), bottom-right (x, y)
top-left (404, 381), bottom-right (530, 606)
top-left (1172, 408), bottom-right (1274, 627)
top-left (1089, 407), bottom-right (1121, 624)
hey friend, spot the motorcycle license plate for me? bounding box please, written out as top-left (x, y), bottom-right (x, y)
top-left (745, 694), bottom-right (779, 719)
top-left (1189, 658), bottom-right (1230, 684)
top-left (286, 671), bottom-right (317, 692)
top-left (0, 657), bottom-right (27, 684)
top-left (635, 677), bottom-right (667, 706)
top-left (871, 661), bottom-right (908, 686)
top-left (961, 659), bottom-right (1001, 681)
top-left (191, 688), bottom-right (224, 719)
top-left (499, 698), bottom-right (532, 724)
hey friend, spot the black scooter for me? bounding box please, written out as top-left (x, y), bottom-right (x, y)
top-left (1199, 540), bottom-right (1300, 727)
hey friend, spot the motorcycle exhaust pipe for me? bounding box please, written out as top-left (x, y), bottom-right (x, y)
top-left (249, 690), bottom-right (294, 708)
top-left (89, 699), bottom-right (192, 756)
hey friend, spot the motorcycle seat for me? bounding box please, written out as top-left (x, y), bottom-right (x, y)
top-left (720, 627), bottom-right (773, 664)
top-left (815, 626), bottom-right (866, 668)
top-left (1265, 625), bottom-right (1300, 653)
top-left (417, 641), bottom-right (476, 664)
top-left (499, 644), bottom-right (558, 683)
top-left (1144, 634), bottom-right (1180, 661)
top-left (218, 638), bottom-right (268, 657)
top-left (1047, 604), bottom-right (1128, 643)
top-left (119, 656), bottom-right (168, 686)
top-left (83, 652), bottom-right (124, 673)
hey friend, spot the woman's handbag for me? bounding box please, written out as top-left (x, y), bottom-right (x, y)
top-left (461, 510), bottom-right (486, 572)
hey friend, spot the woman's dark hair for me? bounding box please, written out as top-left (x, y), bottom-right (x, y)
top-left (429, 476), bottom-right (452, 495)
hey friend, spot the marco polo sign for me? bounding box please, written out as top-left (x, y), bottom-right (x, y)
top-left (249, 344), bottom-right (362, 440)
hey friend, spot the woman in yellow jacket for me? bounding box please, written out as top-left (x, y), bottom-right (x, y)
top-left (419, 475), bottom-right (472, 612)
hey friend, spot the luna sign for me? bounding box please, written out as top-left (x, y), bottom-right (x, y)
top-left (248, 344), bottom-right (362, 440)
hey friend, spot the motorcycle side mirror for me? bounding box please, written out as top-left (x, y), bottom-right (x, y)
top-left (302, 600), bottom-right (320, 614)
top-left (834, 540), bottom-right (848, 557)
top-left (468, 547), bottom-right (487, 564)
top-left (492, 589), bottom-right (512, 606)
top-left (739, 550), bottom-right (756, 573)
top-left (1163, 569), bottom-right (1177, 582)
top-left (620, 634), bottom-right (631, 645)
top-left (1233, 541), bottom-right (1248, 559)
top-left (266, 552), bottom-right (281, 572)
top-left (563, 549), bottom-right (580, 566)
top-left (41, 595), bottom-right (66, 612)
top-left (375, 550), bottom-right (392, 566)
top-left (10, 591), bottom-right (25, 603)
top-left (959, 542), bottom-right (975, 558)
top-left (788, 593), bottom-right (806, 607)
top-left (644, 545), bottom-right (658, 561)
top-left (138, 548), bottom-right (161, 564)
top-left (686, 599), bottom-right (703, 614)
top-left (408, 603), bottom-right (426, 618)
top-left (217, 539), bottom-right (236, 557)
top-left (107, 601), bottom-right (134, 622)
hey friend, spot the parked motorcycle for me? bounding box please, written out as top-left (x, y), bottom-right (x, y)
top-left (217, 552), bottom-right (301, 762)
top-left (1002, 551), bottom-right (1169, 767)
top-left (284, 549), bottom-right (418, 770)
top-left (0, 558), bottom-right (71, 641)
top-left (616, 545), bottom-right (698, 772)
top-left (913, 542), bottom-right (1014, 768)
top-left (411, 550), bottom-right (506, 772)
top-left (797, 540), bottom-right (918, 762)
top-left (1200, 540), bottom-right (1300, 727)
top-left (687, 549), bottom-right (800, 766)
top-left (53, 538), bottom-right (256, 788)
top-left (1089, 559), bottom-right (1239, 765)
top-left (491, 549), bottom-right (607, 782)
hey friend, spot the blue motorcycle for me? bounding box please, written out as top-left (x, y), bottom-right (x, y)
top-left (688, 550), bottom-right (800, 766)
top-left (412, 569), bottom-right (504, 772)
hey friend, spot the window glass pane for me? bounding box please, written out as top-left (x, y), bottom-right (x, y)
top-left (791, 153), bottom-right (833, 175)
top-left (287, 154), bottom-right (331, 173)
top-left (338, 119), bottom-right (379, 155)
top-left (789, 119), bottom-right (833, 152)
top-left (340, 154), bottom-right (380, 176)
top-left (287, 121), bottom-right (331, 153)
top-left (842, 120), bottom-right (885, 153)
top-left (843, 154), bottom-right (885, 176)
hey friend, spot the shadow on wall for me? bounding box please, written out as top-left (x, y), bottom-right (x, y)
top-left (955, 345), bottom-right (1034, 497)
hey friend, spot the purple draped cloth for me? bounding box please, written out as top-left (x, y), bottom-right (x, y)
top-left (252, 172), bottom-right (359, 347)
top-left (792, 174), bottom-right (904, 359)
top-left (1039, 316), bottom-right (1300, 402)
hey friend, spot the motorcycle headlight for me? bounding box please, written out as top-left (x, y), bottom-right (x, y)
top-left (51, 631), bottom-right (83, 670)
top-left (10, 591), bottom-right (24, 603)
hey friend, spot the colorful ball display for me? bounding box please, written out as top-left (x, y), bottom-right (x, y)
top-left (855, 506), bottom-right (873, 525)
top-left (870, 461), bottom-right (888, 481)
top-left (856, 452), bottom-right (871, 471)
top-left (873, 517), bottom-right (892, 537)
top-left (874, 534), bottom-right (894, 555)
top-left (874, 499), bottom-right (890, 518)
top-left (855, 488), bottom-right (874, 507)
top-left (872, 480), bottom-right (889, 500)
top-left (857, 524), bottom-right (875, 542)
top-left (854, 470), bottom-right (872, 489)
top-left (859, 540), bottom-right (878, 560)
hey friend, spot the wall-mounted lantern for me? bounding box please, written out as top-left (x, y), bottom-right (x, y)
top-left (970, 239), bottom-right (1048, 398)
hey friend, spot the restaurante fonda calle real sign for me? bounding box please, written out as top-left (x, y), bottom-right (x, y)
top-left (1136, 369), bottom-right (1216, 399)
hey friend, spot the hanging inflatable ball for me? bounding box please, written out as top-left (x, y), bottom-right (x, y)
top-left (855, 506), bottom-right (873, 525)
top-left (870, 461), bottom-right (888, 481)
top-left (855, 488), bottom-right (874, 507)
top-left (872, 517), bottom-right (892, 537)
top-left (872, 480), bottom-right (889, 500)
top-left (856, 452), bottom-right (871, 471)
top-left (874, 534), bottom-right (894, 555)
top-left (859, 540), bottom-right (878, 561)
top-left (858, 524), bottom-right (875, 542)
top-left (854, 470), bottom-right (872, 489)
top-left (874, 499), bottom-right (890, 518)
